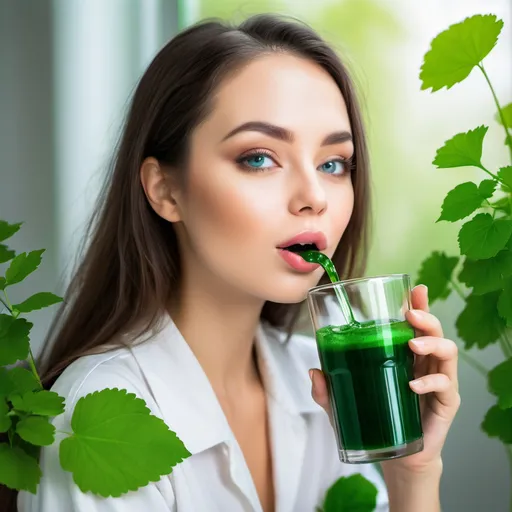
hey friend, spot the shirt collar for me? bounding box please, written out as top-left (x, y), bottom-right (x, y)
top-left (128, 314), bottom-right (322, 456)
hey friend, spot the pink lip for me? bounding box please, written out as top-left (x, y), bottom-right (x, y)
top-left (277, 231), bottom-right (327, 251)
top-left (276, 231), bottom-right (327, 273)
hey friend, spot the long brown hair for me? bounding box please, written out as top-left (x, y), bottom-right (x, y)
top-left (3, 13), bottom-right (370, 510)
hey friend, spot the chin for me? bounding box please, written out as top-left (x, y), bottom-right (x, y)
top-left (262, 272), bottom-right (323, 304)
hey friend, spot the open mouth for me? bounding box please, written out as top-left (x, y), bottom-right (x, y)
top-left (282, 243), bottom-right (319, 253)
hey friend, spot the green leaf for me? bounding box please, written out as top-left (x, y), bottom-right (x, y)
top-left (0, 397), bottom-right (11, 433)
top-left (479, 179), bottom-right (497, 198)
top-left (60, 388), bottom-right (191, 497)
top-left (321, 473), bottom-right (378, 512)
top-left (0, 244), bottom-right (15, 264)
top-left (496, 103), bottom-right (512, 129)
top-left (488, 358), bottom-right (512, 409)
top-left (433, 126), bottom-right (488, 169)
top-left (0, 278), bottom-right (5, 291)
top-left (498, 280), bottom-right (512, 327)
top-left (5, 249), bottom-right (45, 287)
top-left (498, 166), bottom-right (512, 191)
top-left (456, 292), bottom-right (505, 349)
top-left (458, 213), bottom-right (512, 260)
top-left (11, 390), bottom-right (65, 417)
top-left (13, 292), bottom-right (63, 313)
top-left (482, 405), bottom-right (512, 444)
top-left (458, 250), bottom-right (512, 295)
top-left (437, 181), bottom-right (495, 222)
top-left (490, 196), bottom-right (511, 214)
top-left (0, 442), bottom-right (42, 493)
top-left (416, 251), bottom-right (458, 303)
top-left (16, 415), bottom-right (55, 446)
top-left (0, 221), bottom-right (22, 243)
top-left (0, 315), bottom-right (32, 365)
top-left (0, 367), bottom-right (40, 398)
top-left (420, 14), bottom-right (503, 92)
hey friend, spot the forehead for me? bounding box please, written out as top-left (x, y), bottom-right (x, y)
top-left (207, 53), bottom-right (351, 133)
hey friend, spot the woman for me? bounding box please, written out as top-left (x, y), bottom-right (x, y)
top-left (15, 13), bottom-right (459, 512)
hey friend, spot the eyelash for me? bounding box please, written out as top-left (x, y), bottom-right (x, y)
top-left (235, 149), bottom-right (354, 176)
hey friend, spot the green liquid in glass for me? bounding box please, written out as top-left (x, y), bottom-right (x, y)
top-left (316, 319), bottom-right (422, 451)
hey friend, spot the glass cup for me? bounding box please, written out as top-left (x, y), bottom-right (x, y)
top-left (306, 274), bottom-right (423, 464)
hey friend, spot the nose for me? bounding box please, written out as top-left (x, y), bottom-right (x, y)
top-left (288, 168), bottom-right (327, 216)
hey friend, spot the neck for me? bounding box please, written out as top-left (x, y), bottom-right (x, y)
top-left (169, 269), bottom-right (265, 398)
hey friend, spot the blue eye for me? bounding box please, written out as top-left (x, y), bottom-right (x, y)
top-left (319, 160), bottom-right (347, 176)
top-left (238, 152), bottom-right (275, 171)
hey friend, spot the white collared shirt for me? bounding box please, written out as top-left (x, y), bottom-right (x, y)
top-left (18, 316), bottom-right (389, 512)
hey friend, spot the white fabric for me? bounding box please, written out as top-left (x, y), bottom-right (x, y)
top-left (18, 315), bottom-right (389, 512)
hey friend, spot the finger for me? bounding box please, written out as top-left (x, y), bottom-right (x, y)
top-left (406, 309), bottom-right (444, 338)
top-left (410, 373), bottom-right (461, 411)
top-left (409, 337), bottom-right (458, 390)
top-left (309, 369), bottom-right (330, 411)
top-left (411, 284), bottom-right (429, 313)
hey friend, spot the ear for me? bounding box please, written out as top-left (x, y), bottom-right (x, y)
top-left (140, 157), bottom-right (182, 222)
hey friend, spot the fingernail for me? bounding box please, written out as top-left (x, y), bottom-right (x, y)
top-left (410, 338), bottom-right (425, 348)
top-left (410, 379), bottom-right (424, 389)
top-left (309, 369), bottom-right (314, 382)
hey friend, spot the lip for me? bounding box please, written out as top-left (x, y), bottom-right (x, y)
top-left (277, 231), bottom-right (327, 251)
top-left (276, 231), bottom-right (327, 273)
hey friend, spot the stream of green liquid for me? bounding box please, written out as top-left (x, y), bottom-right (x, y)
top-left (300, 250), bottom-right (423, 453)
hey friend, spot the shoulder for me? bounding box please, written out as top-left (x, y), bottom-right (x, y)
top-left (50, 344), bottom-right (160, 423)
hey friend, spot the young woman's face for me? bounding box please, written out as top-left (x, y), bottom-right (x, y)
top-left (174, 53), bottom-right (355, 304)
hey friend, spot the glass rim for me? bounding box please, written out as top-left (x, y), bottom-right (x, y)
top-left (307, 273), bottom-right (410, 295)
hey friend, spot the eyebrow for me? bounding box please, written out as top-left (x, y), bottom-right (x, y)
top-left (221, 121), bottom-right (353, 146)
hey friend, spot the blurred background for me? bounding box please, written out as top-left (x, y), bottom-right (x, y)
top-left (1, 0), bottom-right (511, 509)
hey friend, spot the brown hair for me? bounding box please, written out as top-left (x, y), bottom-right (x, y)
top-left (2, 13), bottom-right (370, 509)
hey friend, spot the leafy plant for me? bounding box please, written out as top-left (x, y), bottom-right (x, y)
top-left (0, 221), bottom-right (191, 496)
top-left (416, 13), bottom-right (512, 510)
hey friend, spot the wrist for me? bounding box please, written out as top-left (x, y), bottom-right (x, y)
top-left (381, 457), bottom-right (443, 481)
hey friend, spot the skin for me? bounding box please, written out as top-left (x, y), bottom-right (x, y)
top-left (141, 53), bottom-right (460, 512)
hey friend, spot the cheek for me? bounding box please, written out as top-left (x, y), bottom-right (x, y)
top-left (329, 184), bottom-right (355, 243)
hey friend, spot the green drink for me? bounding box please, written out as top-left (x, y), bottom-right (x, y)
top-left (306, 273), bottom-right (424, 463)
top-left (316, 320), bottom-right (422, 454)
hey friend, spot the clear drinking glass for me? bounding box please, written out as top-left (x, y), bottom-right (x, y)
top-left (306, 274), bottom-right (423, 463)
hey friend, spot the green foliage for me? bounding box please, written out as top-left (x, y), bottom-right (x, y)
top-left (0, 315), bottom-right (32, 365)
top-left (433, 126), bottom-right (488, 169)
top-left (417, 12), bottom-right (512, 502)
top-left (16, 416), bottom-right (56, 446)
top-left (488, 358), bottom-right (512, 409)
top-left (420, 14), bottom-right (503, 92)
top-left (458, 251), bottom-right (512, 295)
top-left (10, 390), bottom-right (65, 416)
top-left (0, 444), bottom-right (42, 493)
top-left (0, 220), bottom-right (192, 496)
top-left (482, 405), bottom-right (512, 444)
top-left (496, 103), bottom-right (512, 129)
top-left (458, 214), bottom-right (512, 260)
top-left (60, 388), bottom-right (191, 497)
top-left (415, 251), bottom-right (458, 302)
top-left (456, 292), bottom-right (505, 349)
top-left (318, 474), bottom-right (378, 512)
top-left (437, 181), bottom-right (495, 222)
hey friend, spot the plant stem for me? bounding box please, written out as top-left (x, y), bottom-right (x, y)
top-left (28, 347), bottom-right (43, 389)
top-left (3, 289), bottom-right (44, 388)
top-left (458, 349), bottom-right (488, 377)
top-left (0, 295), bottom-right (11, 313)
top-left (500, 331), bottom-right (512, 359)
top-left (477, 164), bottom-right (502, 183)
top-left (478, 63), bottom-right (512, 161)
top-left (450, 279), bottom-right (466, 301)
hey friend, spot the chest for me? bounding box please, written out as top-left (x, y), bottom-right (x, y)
top-left (222, 391), bottom-right (275, 512)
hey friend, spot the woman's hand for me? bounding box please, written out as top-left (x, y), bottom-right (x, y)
top-left (309, 284), bottom-right (460, 476)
